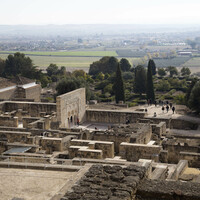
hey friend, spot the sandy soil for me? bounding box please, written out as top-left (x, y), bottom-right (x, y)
top-left (0, 168), bottom-right (77, 200)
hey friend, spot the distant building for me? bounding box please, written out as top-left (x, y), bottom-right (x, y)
top-left (0, 76), bottom-right (41, 101)
top-left (177, 51), bottom-right (192, 56)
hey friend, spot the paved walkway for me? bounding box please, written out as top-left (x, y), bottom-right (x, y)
top-left (123, 104), bottom-right (200, 124)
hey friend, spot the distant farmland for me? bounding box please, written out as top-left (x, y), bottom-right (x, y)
top-left (0, 51), bottom-right (118, 57)
top-left (0, 51), bottom-right (143, 71)
top-left (0, 51), bottom-right (199, 73)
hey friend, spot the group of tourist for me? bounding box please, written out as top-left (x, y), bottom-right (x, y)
top-left (161, 101), bottom-right (175, 114)
top-left (146, 99), bottom-right (176, 115)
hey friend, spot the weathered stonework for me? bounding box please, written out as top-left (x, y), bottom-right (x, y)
top-left (57, 88), bottom-right (86, 128)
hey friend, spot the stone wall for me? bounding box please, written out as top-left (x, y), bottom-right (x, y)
top-left (56, 88), bottom-right (86, 128)
top-left (136, 179), bottom-right (200, 200)
top-left (0, 116), bottom-right (18, 127)
top-left (0, 130), bottom-right (31, 143)
top-left (86, 109), bottom-right (146, 124)
top-left (41, 137), bottom-right (63, 154)
top-left (70, 139), bottom-right (114, 159)
top-left (0, 88), bottom-right (16, 100)
top-left (3, 101), bottom-right (56, 117)
top-left (93, 124), bottom-right (152, 154)
top-left (24, 85), bottom-right (41, 102)
top-left (171, 119), bottom-right (198, 130)
top-left (62, 164), bottom-right (148, 200)
top-left (119, 142), bottom-right (161, 162)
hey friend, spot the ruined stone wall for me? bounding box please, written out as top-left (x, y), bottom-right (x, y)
top-left (63, 164), bottom-right (147, 200)
top-left (0, 88), bottom-right (15, 100)
top-left (86, 110), bottom-right (146, 124)
top-left (161, 143), bottom-right (200, 166)
top-left (22, 117), bottom-right (41, 128)
top-left (136, 179), bottom-right (200, 200)
top-left (0, 130), bottom-right (31, 143)
top-left (70, 139), bottom-right (114, 158)
top-left (69, 146), bottom-right (103, 159)
top-left (93, 132), bottom-right (130, 154)
top-left (0, 116), bottom-right (18, 127)
top-left (56, 88), bottom-right (86, 128)
top-left (145, 117), bottom-right (171, 128)
top-left (120, 142), bottom-right (161, 162)
top-left (3, 101), bottom-right (56, 117)
top-left (171, 119), bottom-right (198, 130)
top-left (24, 85), bottom-right (41, 102)
top-left (41, 137), bottom-right (63, 154)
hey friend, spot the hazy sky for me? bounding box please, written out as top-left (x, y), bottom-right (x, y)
top-left (0, 0), bottom-right (200, 25)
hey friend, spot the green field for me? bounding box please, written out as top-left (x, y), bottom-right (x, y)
top-left (0, 51), bottom-right (118, 57)
top-left (0, 52), bottom-right (143, 72)
top-left (182, 57), bottom-right (200, 68)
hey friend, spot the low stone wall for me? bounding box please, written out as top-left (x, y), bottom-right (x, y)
top-left (0, 130), bottom-right (31, 143)
top-left (0, 116), bottom-right (18, 127)
top-left (86, 109), bottom-right (146, 124)
top-left (145, 116), bottom-right (171, 128)
top-left (41, 137), bottom-right (63, 154)
top-left (161, 142), bottom-right (200, 165)
top-left (136, 179), bottom-right (200, 200)
top-left (171, 118), bottom-right (198, 130)
top-left (70, 139), bottom-right (114, 159)
top-left (119, 142), bottom-right (161, 162)
top-left (62, 164), bottom-right (147, 200)
top-left (3, 101), bottom-right (56, 117)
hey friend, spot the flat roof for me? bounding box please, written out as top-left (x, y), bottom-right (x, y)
top-left (3, 147), bottom-right (31, 154)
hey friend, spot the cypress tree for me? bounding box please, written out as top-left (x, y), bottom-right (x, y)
top-left (114, 64), bottom-right (125, 103)
top-left (146, 60), bottom-right (155, 102)
top-left (133, 65), bottom-right (146, 95)
top-left (149, 59), bottom-right (156, 75)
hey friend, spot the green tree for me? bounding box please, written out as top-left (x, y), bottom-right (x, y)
top-left (146, 61), bottom-right (155, 102)
top-left (188, 81), bottom-right (200, 113)
top-left (72, 69), bottom-right (86, 79)
top-left (4, 52), bottom-right (36, 78)
top-left (158, 68), bottom-right (166, 77)
top-left (113, 64), bottom-right (125, 103)
top-left (181, 67), bottom-right (191, 76)
top-left (148, 59), bottom-right (156, 75)
top-left (0, 58), bottom-right (5, 76)
top-left (156, 80), bottom-right (170, 91)
top-left (46, 63), bottom-right (59, 77)
top-left (133, 65), bottom-right (146, 95)
top-left (56, 77), bottom-right (82, 96)
top-left (185, 78), bottom-right (198, 106)
top-left (119, 58), bottom-right (131, 72)
top-left (167, 66), bottom-right (178, 77)
top-left (89, 56), bottom-right (118, 75)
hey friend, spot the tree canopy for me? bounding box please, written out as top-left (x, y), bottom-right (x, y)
top-left (4, 52), bottom-right (37, 79)
top-left (181, 67), bottom-right (191, 77)
top-left (89, 56), bottom-right (118, 75)
top-left (119, 58), bottom-right (131, 72)
top-left (167, 66), bottom-right (178, 77)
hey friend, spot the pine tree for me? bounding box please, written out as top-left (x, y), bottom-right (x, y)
top-left (146, 60), bottom-right (155, 102)
top-left (114, 64), bottom-right (125, 103)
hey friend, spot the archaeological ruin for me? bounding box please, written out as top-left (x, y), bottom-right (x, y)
top-left (0, 87), bottom-right (200, 199)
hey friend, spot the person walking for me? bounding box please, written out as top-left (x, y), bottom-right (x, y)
top-left (162, 106), bottom-right (165, 113)
top-left (166, 105), bottom-right (169, 113)
top-left (172, 106), bottom-right (175, 114)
